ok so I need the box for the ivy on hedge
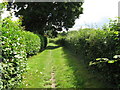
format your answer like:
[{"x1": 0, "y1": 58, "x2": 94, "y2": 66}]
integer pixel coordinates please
[{"x1": 1, "y1": 17, "x2": 47, "y2": 89}]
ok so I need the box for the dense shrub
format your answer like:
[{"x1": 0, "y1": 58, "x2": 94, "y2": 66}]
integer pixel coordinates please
[
  {"x1": 56, "y1": 19, "x2": 120, "y2": 87},
  {"x1": 1, "y1": 17, "x2": 27, "y2": 88},
  {"x1": 0, "y1": 3, "x2": 4, "y2": 89},
  {"x1": 55, "y1": 36, "x2": 66, "y2": 46},
  {"x1": 43, "y1": 36, "x2": 47, "y2": 48},
  {"x1": 0, "y1": 3, "x2": 6, "y2": 15},
  {"x1": 102, "y1": 18, "x2": 120, "y2": 54},
  {"x1": 89, "y1": 55, "x2": 120, "y2": 86},
  {"x1": 22, "y1": 31, "x2": 41, "y2": 56},
  {"x1": 88, "y1": 19, "x2": 120, "y2": 87},
  {"x1": 64, "y1": 29, "x2": 118, "y2": 62},
  {"x1": 1, "y1": 17, "x2": 43, "y2": 89},
  {"x1": 38, "y1": 34, "x2": 47, "y2": 51}
]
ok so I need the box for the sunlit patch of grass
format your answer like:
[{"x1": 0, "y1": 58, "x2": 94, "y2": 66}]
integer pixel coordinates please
[{"x1": 18, "y1": 49, "x2": 53, "y2": 88}]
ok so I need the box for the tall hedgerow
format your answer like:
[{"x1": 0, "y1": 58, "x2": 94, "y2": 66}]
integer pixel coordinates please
[
  {"x1": 1, "y1": 17, "x2": 42, "y2": 89},
  {"x1": 0, "y1": 3, "x2": 5, "y2": 89},
  {"x1": 38, "y1": 34, "x2": 47, "y2": 51},
  {"x1": 64, "y1": 28, "x2": 119, "y2": 62},
  {"x1": 56, "y1": 18, "x2": 120, "y2": 87},
  {"x1": 22, "y1": 31, "x2": 41, "y2": 57},
  {"x1": 1, "y1": 17, "x2": 27, "y2": 88}
]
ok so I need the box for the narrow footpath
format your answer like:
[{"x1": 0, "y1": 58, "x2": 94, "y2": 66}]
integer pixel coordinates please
[{"x1": 19, "y1": 43, "x2": 111, "y2": 88}]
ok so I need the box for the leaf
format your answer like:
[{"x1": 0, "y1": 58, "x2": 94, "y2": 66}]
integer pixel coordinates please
[
  {"x1": 113, "y1": 55, "x2": 120, "y2": 59},
  {"x1": 108, "y1": 60, "x2": 115, "y2": 63},
  {"x1": 96, "y1": 58, "x2": 101, "y2": 61}
]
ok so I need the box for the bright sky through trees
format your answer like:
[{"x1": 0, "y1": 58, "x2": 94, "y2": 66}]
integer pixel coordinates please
[
  {"x1": 1, "y1": 0, "x2": 120, "y2": 30},
  {"x1": 70, "y1": 0, "x2": 120, "y2": 30}
]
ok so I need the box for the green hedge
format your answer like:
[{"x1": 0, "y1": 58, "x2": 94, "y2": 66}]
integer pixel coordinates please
[
  {"x1": 89, "y1": 56, "x2": 120, "y2": 86},
  {"x1": 38, "y1": 34, "x2": 47, "y2": 51},
  {"x1": 64, "y1": 29, "x2": 118, "y2": 62},
  {"x1": 22, "y1": 31, "x2": 41, "y2": 56},
  {"x1": 1, "y1": 17, "x2": 46, "y2": 89},
  {"x1": 43, "y1": 36, "x2": 47, "y2": 48},
  {"x1": 1, "y1": 17, "x2": 27, "y2": 88},
  {"x1": 57, "y1": 27, "x2": 119, "y2": 87}
]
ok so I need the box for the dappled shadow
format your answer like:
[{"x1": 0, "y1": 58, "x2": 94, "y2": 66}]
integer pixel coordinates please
[
  {"x1": 46, "y1": 46, "x2": 61, "y2": 50},
  {"x1": 61, "y1": 47, "x2": 115, "y2": 88}
]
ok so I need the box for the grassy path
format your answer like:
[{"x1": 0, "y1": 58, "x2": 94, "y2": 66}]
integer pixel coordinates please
[{"x1": 19, "y1": 43, "x2": 111, "y2": 88}]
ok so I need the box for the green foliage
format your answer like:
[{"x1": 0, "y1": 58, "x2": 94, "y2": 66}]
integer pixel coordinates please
[
  {"x1": 38, "y1": 34, "x2": 48, "y2": 51},
  {"x1": 22, "y1": 31, "x2": 41, "y2": 56},
  {"x1": 102, "y1": 18, "x2": 120, "y2": 54},
  {"x1": 108, "y1": 18, "x2": 120, "y2": 31},
  {"x1": 89, "y1": 55, "x2": 120, "y2": 86},
  {"x1": 1, "y1": 17, "x2": 44, "y2": 89},
  {"x1": 55, "y1": 18, "x2": 120, "y2": 87},
  {"x1": 55, "y1": 35, "x2": 66, "y2": 46},
  {"x1": 43, "y1": 36, "x2": 48, "y2": 49},
  {"x1": 7, "y1": 2, "x2": 83, "y2": 35},
  {"x1": 102, "y1": 18, "x2": 120, "y2": 31},
  {"x1": 63, "y1": 29, "x2": 118, "y2": 62},
  {"x1": 1, "y1": 17, "x2": 27, "y2": 89},
  {"x1": 45, "y1": 30, "x2": 58, "y2": 38},
  {"x1": 0, "y1": 2, "x2": 7, "y2": 15}
]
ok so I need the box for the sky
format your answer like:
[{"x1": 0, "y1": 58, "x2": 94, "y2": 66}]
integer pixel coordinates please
[{"x1": 69, "y1": 0, "x2": 120, "y2": 30}]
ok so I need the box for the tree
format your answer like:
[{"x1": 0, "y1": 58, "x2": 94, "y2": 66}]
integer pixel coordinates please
[
  {"x1": 0, "y1": 3, "x2": 7, "y2": 19},
  {"x1": 7, "y1": 2, "x2": 83, "y2": 36}
]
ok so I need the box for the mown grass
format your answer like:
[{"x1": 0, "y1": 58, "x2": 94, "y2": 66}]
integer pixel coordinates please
[
  {"x1": 18, "y1": 49, "x2": 53, "y2": 88},
  {"x1": 18, "y1": 43, "x2": 111, "y2": 88},
  {"x1": 61, "y1": 47, "x2": 113, "y2": 88},
  {"x1": 53, "y1": 45, "x2": 111, "y2": 88}
]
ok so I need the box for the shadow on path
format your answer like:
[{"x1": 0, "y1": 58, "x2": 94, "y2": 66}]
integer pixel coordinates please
[
  {"x1": 46, "y1": 46, "x2": 61, "y2": 50},
  {"x1": 62, "y1": 47, "x2": 114, "y2": 88}
]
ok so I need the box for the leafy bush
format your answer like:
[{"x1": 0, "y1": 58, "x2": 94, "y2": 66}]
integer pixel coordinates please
[
  {"x1": 1, "y1": 17, "x2": 27, "y2": 88},
  {"x1": 60, "y1": 29, "x2": 119, "y2": 87},
  {"x1": 0, "y1": 3, "x2": 7, "y2": 15},
  {"x1": 88, "y1": 18, "x2": 120, "y2": 87},
  {"x1": 22, "y1": 31, "x2": 41, "y2": 57},
  {"x1": 49, "y1": 17, "x2": 120, "y2": 87},
  {"x1": 102, "y1": 18, "x2": 120, "y2": 54},
  {"x1": 56, "y1": 18, "x2": 120, "y2": 87},
  {"x1": 64, "y1": 29, "x2": 119, "y2": 62},
  {"x1": 43, "y1": 35, "x2": 47, "y2": 49},
  {"x1": 53, "y1": 32, "x2": 67, "y2": 45},
  {"x1": 89, "y1": 55, "x2": 120, "y2": 87},
  {"x1": 0, "y1": 3, "x2": 4, "y2": 88},
  {"x1": 38, "y1": 34, "x2": 47, "y2": 51},
  {"x1": 1, "y1": 17, "x2": 42, "y2": 89}
]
